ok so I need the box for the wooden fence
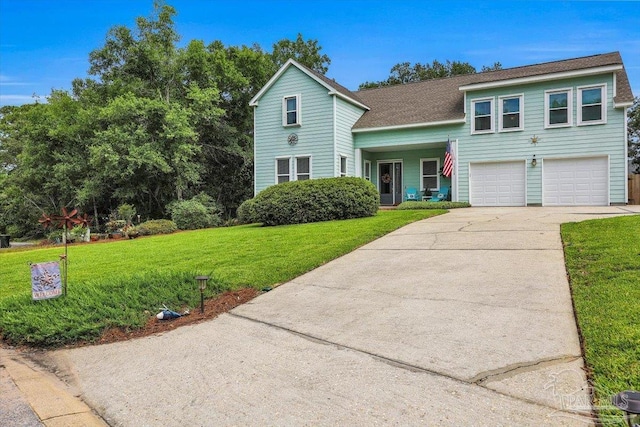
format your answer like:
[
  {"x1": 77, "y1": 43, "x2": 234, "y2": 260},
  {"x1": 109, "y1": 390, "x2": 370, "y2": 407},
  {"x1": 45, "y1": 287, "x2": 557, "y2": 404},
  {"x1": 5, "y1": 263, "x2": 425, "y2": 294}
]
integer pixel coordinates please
[{"x1": 629, "y1": 174, "x2": 640, "y2": 205}]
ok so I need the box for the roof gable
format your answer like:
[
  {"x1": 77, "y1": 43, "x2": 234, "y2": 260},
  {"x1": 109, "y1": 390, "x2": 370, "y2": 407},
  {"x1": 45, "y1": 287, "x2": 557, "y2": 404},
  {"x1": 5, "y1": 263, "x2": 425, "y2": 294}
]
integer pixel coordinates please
[{"x1": 249, "y1": 59, "x2": 368, "y2": 110}]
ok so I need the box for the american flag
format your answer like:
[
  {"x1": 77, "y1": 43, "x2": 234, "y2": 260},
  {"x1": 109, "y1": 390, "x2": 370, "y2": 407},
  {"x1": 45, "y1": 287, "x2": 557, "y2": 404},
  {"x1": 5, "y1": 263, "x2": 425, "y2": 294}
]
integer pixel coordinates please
[{"x1": 442, "y1": 139, "x2": 453, "y2": 177}]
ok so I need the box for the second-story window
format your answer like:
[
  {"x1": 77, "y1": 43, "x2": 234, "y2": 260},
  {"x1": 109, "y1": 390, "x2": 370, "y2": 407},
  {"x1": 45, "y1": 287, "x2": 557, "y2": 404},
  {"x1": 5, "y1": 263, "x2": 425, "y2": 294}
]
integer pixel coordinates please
[
  {"x1": 283, "y1": 95, "x2": 300, "y2": 126},
  {"x1": 472, "y1": 98, "x2": 494, "y2": 134},
  {"x1": 499, "y1": 95, "x2": 523, "y2": 131},
  {"x1": 545, "y1": 89, "x2": 572, "y2": 127},
  {"x1": 578, "y1": 85, "x2": 606, "y2": 125}
]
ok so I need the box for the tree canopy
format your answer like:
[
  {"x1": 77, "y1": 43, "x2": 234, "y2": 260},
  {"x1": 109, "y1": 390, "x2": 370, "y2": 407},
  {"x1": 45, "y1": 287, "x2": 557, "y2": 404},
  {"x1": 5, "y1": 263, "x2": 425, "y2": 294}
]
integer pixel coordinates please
[
  {"x1": 359, "y1": 59, "x2": 502, "y2": 89},
  {"x1": 0, "y1": 2, "x2": 330, "y2": 237}
]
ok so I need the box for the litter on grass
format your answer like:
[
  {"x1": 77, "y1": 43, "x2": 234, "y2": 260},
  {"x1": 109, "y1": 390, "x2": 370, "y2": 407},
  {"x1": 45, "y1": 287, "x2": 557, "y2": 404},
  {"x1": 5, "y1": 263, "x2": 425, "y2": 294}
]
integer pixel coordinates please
[{"x1": 156, "y1": 304, "x2": 190, "y2": 320}]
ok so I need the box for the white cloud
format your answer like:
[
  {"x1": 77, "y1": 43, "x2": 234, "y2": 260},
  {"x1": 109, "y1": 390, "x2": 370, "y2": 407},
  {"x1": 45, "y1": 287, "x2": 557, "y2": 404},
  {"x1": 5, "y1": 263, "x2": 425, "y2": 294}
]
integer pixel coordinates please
[
  {"x1": 0, "y1": 74, "x2": 31, "y2": 85},
  {"x1": 0, "y1": 94, "x2": 44, "y2": 106}
]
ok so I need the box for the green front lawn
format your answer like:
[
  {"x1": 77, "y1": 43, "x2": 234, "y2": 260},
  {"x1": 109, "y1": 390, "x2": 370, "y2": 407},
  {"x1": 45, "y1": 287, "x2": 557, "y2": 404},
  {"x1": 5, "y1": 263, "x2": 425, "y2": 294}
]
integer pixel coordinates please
[
  {"x1": 562, "y1": 215, "x2": 640, "y2": 424},
  {"x1": 0, "y1": 210, "x2": 442, "y2": 346}
]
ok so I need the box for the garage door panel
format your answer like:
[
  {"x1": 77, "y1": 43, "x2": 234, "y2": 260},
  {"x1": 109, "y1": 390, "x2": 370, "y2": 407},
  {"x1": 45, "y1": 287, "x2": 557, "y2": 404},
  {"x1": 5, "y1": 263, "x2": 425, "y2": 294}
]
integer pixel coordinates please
[
  {"x1": 470, "y1": 161, "x2": 526, "y2": 206},
  {"x1": 543, "y1": 157, "x2": 608, "y2": 206}
]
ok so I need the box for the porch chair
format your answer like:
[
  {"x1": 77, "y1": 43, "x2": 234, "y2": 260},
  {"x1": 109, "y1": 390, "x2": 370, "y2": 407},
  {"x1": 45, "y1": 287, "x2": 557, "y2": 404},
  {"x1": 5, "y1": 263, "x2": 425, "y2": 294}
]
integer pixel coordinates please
[
  {"x1": 405, "y1": 187, "x2": 419, "y2": 202},
  {"x1": 429, "y1": 186, "x2": 449, "y2": 202}
]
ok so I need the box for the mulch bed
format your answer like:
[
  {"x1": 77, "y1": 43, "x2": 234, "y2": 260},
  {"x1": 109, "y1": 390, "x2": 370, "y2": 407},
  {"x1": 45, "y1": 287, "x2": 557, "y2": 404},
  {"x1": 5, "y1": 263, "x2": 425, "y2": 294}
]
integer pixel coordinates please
[{"x1": 96, "y1": 288, "x2": 260, "y2": 345}]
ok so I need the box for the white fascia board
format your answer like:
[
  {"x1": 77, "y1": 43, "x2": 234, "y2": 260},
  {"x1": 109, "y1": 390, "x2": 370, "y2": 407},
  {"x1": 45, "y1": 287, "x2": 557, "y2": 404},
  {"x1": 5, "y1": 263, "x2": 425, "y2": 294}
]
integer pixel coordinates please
[
  {"x1": 249, "y1": 59, "x2": 297, "y2": 106},
  {"x1": 458, "y1": 65, "x2": 623, "y2": 92},
  {"x1": 328, "y1": 91, "x2": 370, "y2": 110},
  {"x1": 352, "y1": 118, "x2": 465, "y2": 133},
  {"x1": 614, "y1": 101, "x2": 634, "y2": 108}
]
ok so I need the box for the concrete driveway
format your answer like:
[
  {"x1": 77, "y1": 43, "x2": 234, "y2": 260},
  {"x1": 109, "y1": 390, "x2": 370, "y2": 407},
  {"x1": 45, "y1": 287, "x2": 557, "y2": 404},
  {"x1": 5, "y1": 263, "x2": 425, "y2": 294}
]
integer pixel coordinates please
[{"x1": 43, "y1": 207, "x2": 639, "y2": 426}]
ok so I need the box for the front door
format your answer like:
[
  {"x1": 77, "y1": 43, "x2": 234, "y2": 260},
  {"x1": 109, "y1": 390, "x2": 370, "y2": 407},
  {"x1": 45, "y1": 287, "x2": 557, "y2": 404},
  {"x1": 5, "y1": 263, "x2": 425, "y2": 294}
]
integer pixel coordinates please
[{"x1": 379, "y1": 161, "x2": 403, "y2": 205}]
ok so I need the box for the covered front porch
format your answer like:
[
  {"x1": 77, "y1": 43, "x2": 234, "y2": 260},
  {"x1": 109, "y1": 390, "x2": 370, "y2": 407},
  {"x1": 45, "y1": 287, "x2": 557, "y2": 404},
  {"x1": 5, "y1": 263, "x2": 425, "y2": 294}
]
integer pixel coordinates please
[{"x1": 355, "y1": 141, "x2": 456, "y2": 206}]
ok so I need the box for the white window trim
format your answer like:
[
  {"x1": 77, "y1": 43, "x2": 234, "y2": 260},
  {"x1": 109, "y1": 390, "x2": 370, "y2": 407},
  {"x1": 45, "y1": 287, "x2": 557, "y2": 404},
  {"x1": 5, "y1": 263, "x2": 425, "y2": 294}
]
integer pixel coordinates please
[
  {"x1": 294, "y1": 155, "x2": 312, "y2": 181},
  {"x1": 339, "y1": 154, "x2": 348, "y2": 177},
  {"x1": 420, "y1": 157, "x2": 440, "y2": 192},
  {"x1": 498, "y1": 94, "x2": 524, "y2": 132},
  {"x1": 282, "y1": 94, "x2": 301, "y2": 127},
  {"x1": 577, "y1": 84, "x2": 607, "y2": 126},
  {"x1": 275, "y1": 156, "x2": 292, "y2": 184},
  {"x1": 544, "y1": 88, "x2": 573, "y2": 129},
  {"x1": 471, "y1": 97, "x2": 494, "y2": 135},
  {"x1": 364, "y1": 160, "x2": 371, "y2": 181}
]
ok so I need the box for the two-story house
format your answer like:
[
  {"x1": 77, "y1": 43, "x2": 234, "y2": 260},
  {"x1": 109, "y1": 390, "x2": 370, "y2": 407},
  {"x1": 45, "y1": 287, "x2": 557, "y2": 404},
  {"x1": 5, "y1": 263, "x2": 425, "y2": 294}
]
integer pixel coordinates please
[{"x1": 249, "y1": 52, "x2": 634, "y2": 206}]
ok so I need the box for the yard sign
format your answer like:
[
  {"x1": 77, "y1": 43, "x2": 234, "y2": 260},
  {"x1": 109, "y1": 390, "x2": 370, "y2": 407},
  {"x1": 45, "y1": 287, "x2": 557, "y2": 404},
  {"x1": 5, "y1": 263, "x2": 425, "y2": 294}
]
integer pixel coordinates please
[{"x1": 31, "y1": 261, "x2": 62, "y2": 300}]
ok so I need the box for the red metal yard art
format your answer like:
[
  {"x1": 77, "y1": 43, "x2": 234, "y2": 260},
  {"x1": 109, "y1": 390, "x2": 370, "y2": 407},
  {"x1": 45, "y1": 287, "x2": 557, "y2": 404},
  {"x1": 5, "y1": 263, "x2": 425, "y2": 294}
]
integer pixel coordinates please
[{"x1": 38, "y1": 208, "x2": 91, "y2": 296}]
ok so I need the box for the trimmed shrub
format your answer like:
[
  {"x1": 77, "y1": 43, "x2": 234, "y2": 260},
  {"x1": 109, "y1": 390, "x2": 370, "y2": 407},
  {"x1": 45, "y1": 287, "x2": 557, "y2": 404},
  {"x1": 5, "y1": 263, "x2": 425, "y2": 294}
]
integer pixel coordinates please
[
  {"x1": 168, "y1": 196, "x2": 222, "y2": 230},
  {"x1": 251, "y1": 177, "x2": 379, "y2": 226},
  {"x1": 397, "y1": 201, "x2": 471, "y2": 210},
  {"x1": 237, "y1": 198, "x2": 258, "y2": 224},
  {"x1": 137, "y1": 219, "x2": 178, "y2": 236}
]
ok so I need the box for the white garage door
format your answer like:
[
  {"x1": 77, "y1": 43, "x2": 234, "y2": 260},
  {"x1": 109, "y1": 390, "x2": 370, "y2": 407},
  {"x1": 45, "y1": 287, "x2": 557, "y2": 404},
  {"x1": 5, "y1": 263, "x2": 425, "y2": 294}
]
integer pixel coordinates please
[
  {"x1": 470, "y1": 161, "x2": 526, "y2": 206},
  {"x1": 543, "y1": 157, "x2": 608, "y2": 206}
]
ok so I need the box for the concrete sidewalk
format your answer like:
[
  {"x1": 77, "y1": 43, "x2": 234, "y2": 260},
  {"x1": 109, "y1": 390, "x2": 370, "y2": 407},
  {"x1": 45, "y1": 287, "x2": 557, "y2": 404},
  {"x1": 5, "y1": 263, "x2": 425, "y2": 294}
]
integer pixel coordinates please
[
  {"x1": 40, "y1": 206, "x2": 639, "y2": 426},
  {"x1": 0, "y1": 347, "x2": 107, "y2": 427}
]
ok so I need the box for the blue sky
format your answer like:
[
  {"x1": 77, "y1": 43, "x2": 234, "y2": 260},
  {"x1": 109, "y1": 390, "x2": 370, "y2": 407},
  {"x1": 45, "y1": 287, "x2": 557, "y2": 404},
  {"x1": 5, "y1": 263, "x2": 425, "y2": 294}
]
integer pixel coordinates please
[{"x1": 1, "y1": 0, "x2": 638, "y2": 107}]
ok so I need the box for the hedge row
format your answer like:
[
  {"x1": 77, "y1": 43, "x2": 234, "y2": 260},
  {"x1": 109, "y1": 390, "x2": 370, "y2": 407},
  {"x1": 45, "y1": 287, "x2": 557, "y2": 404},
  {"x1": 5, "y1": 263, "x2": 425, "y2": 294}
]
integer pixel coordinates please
[
  {"x1": 238, "y1": 177, "x2": 379, "y2": 226},
  {"x1": 137, "y1": 219, "x2": 178, "y2": 235},
  {"x1": 396, "y1": 201, "x2": 471, "y2": 210}
]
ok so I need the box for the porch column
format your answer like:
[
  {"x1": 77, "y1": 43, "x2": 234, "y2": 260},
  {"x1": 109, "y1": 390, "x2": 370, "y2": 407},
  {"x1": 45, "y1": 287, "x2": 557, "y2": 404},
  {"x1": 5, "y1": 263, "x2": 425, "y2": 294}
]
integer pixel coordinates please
[
  {"x1": 355, "y1": 148, "x2": 362, "y2": 177},
  {"x1": 452, "y1": 139, "x2": 459, "y2": 202}
]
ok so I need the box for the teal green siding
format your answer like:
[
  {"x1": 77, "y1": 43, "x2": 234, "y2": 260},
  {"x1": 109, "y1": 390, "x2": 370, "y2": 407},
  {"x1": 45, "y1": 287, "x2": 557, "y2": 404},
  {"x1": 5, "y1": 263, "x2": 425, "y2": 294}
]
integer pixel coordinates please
[
  {"x1": 459, "y1": 73, "x2": 626, "y2": 204},
  {"x1": 255, "y1": 67, "x2": 627, "y2": 205},
  {"x1": 355, "y1": 125, "x2": 462, "y2": 150},
  {"x1": 254, "y1": 67, "x2": 334, "y2": 193},
  {"x1": 335, "y1": 98, "x2": 366, "y2": 175},
  {"x1": 363, "y1": 148, "x2": 452, "y2": 198},
  {"x1": 253, "y1": 67, "x2": 366, "y2": 193}
]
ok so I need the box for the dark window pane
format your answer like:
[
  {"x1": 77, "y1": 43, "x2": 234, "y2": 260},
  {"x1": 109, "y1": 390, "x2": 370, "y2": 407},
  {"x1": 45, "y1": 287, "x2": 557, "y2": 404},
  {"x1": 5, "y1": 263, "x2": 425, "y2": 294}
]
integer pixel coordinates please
[
  {"x1": 503, "y1": 113, "x2": 520, "y2": 129},
  {"x1": 423, "y1": 176, "x2": 437, "y2": 190},
  {"x1": 422, "y1": 160, "x2": 437, "y2": 175},
  {"x1": 475, "y1": 116, "x2": 492, "y2": 131},
  {"x1": 340, "y1": 157, "x2": 347, "y2": 174},
  {"x1": 277, "y1": 159, "x2": 289, "y2": 175},
  {"x1": 502, "y1": 98, "x2": 519, "y2": 114},
  {"x1": 286, "y1": 97, "x2": 297, "y2": 111},
  {"x1": 582, "y1": 88, "x2": 601, "y2": 105},
  {"x1": 549, "y1": 109, "x2": 568, "y2": 124},
  {"x1": 296, "y1": 157, "x2": 309, "y2": 174},
  {"x1": 549, "y1": 93, "x2": 567, "y2": 108},
  {"x1": 474, "y1": 101, "x2": 491, "y2": 116},
  {"x1": 277, "y1": 176, "x2": 289, "y2": 184},
  {"x1": 582, "y1": 105, "x2": 602, "y2": 121},
  {"x1": 287, "y1": 111, "x2": 297, "y2": 125},
  {"x1": 297, "y1": 174, "x2": 309, "y2": 181}
]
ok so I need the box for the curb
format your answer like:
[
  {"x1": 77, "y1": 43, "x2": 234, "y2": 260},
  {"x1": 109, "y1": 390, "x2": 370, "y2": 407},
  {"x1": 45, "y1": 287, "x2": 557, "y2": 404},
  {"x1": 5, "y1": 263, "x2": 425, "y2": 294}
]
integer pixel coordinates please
[{"x1": 0, "y1": 348, "x2": 108, "y2": 426}]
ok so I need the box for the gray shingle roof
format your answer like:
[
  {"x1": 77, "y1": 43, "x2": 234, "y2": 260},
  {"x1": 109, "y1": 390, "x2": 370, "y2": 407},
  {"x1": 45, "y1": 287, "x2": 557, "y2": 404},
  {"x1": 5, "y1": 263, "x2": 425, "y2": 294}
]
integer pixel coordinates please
[
  {"x1": 351, "y1": 52, "x2": 633, "y2": 130},
  {"x1": 299, "y1": 63, "x2": 367, "y2": 107}
]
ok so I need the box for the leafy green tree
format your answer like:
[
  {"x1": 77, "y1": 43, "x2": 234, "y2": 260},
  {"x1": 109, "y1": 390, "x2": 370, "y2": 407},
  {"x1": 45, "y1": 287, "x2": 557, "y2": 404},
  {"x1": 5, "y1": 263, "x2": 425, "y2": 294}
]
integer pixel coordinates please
[
  {"x1": 271, "y1": 33, "x2": 331, "y2": 74},
  {"x1": 481, "y1": 62, "x2": 503, "y2": 72},
  {"x1": 84, "y1": 1, "x2": 181, "y2": 102},
  {"x1": 0, "y1": 93, "x2": 94, "y2": 236},
  {"x1": 0, "y1": 3, "x2": 333, "y2": 236},
  {"x1": 359, "y1": 59, "x2": 503, "y2": 89},
  {"x1": 628, "y1": 97, "x2": 640, "y2": 173}
]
